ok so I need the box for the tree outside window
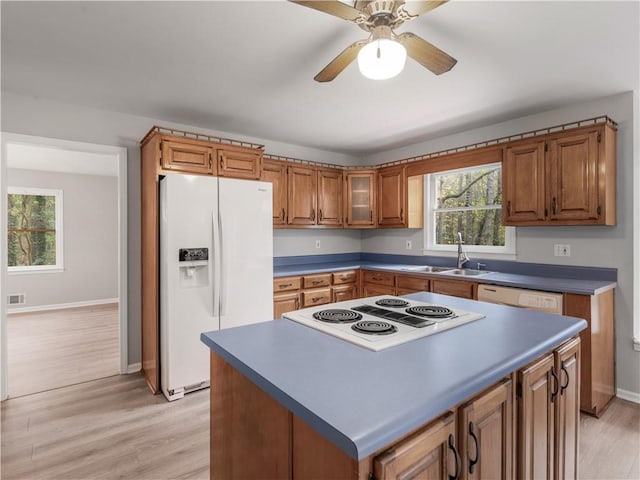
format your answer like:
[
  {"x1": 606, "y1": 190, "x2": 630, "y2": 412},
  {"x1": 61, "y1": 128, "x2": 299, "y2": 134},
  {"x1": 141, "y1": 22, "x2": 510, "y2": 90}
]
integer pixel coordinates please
[
  {"x1": 7, "y1": 187, "x2": 63, "y2": 271},
  {"x1": 425, "y1": 163, "x2": 515, "y2": 254}
]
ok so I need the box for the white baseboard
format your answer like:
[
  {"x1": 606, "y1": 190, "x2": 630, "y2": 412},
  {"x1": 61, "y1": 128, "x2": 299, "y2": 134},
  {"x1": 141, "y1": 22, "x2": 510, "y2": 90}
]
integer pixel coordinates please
[
  {"x1": 126, "y1": 362, "x2": 141, "y2": 374},
  {"x1": 7, "y1": 298, "x2": 119, "y2": 314},
  {"x1": 617, "y1": 388, "x2": 640, "y2": 404}
]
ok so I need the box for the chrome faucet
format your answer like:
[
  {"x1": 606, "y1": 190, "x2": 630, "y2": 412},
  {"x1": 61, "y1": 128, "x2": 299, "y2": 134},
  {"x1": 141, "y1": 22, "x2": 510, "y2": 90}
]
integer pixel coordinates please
[{"x1": 457, "y1": 232, "x2": 470, "y2": 269}]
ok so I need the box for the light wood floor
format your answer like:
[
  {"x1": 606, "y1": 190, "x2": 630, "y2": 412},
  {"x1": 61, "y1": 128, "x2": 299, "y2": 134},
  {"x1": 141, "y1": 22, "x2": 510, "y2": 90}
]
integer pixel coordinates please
[
  {"x1": 7, "y1": 304, "x2": 120, "y2": 398},
  {"x1": 1, "y1": 374, "x2": 638, "y2": 480}
]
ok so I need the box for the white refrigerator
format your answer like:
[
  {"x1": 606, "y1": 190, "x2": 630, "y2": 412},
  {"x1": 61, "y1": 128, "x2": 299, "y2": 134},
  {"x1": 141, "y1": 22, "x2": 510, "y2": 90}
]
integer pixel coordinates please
[{"x1": 160, "y1": 173, "x2": 273, "y2": 401}]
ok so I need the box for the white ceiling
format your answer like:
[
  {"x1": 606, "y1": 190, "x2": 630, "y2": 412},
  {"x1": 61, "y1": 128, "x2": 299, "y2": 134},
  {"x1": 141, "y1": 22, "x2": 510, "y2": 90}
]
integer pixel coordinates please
[{"x1": 1, "y1": 1, "x2": 638, "y2": 156}]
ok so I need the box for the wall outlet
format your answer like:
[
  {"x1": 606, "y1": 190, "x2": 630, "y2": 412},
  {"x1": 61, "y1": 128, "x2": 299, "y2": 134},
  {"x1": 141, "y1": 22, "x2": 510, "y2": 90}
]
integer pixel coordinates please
[
  {"x1": 406, "y1": 240, "x2": 412, "y2": 250},
  {"x1": 315, "y1": 240, "x2": 321, "y2": 249},
  {"x1": 554, "y1": 244, "x2": 571, "y2": 257}
]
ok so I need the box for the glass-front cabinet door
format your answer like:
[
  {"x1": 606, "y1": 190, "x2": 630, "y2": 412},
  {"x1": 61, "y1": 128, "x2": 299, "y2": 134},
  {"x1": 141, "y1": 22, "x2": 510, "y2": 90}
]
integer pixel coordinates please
[{"x1": 344, "y1": 170, "x2": 376, "y2": 227}]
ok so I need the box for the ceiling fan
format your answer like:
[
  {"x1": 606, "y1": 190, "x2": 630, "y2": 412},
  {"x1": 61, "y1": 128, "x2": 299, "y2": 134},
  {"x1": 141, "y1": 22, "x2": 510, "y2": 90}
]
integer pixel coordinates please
[{"x1": 290, "y1": 0, "x2": 457, "y2": 82}]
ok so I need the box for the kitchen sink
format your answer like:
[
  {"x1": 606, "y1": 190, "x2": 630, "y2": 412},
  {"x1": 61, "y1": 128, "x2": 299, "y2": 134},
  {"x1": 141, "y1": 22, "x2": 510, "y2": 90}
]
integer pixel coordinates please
[
  {"x1": 402, "y1": 265, "x2": 455, "y2": 273},
  {"x1": 442, "y1": 269, "x2": 492, "y2": 277}
]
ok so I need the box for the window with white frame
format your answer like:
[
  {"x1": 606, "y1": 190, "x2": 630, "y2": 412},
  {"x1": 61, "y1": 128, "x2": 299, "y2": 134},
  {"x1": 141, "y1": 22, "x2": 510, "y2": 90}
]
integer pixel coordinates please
[
  {"x1": 7, "y1": 187, "x2": 64, "y2": 272},
  {"x1": 425, "y1": 163, "x2": 515, "y2": 255}
]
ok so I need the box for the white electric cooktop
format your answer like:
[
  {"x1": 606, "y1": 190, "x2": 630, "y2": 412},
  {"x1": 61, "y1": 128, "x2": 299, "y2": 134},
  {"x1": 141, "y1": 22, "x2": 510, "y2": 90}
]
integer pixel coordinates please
[{"x1": 283, "y1": 295, "x2": 485, "y2": 351}]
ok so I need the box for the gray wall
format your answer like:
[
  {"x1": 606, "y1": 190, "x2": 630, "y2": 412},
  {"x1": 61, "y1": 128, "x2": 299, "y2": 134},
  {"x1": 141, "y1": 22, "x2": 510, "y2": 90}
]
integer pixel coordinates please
[
  {"x1": 273, "y1": 229, "x2": 361, "y2": 257},
  {"x1": 7, "y1": 168, "x2": 118, "y2": 309},
  {"x1": 363, "y1": 92, "x2": 639, "y2": 397},
  {"x1": 0, "y1": 91, "x2": 363, "y2": 366}
]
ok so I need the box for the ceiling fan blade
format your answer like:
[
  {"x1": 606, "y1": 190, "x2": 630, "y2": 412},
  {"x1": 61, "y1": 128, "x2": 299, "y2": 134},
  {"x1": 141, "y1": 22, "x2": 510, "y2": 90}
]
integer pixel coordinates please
[
  {"x1": 399, "y1": 1, "x2": 449, "y2": 18},
  {"x1": 289, "y1": 1, "x2": 365, "y2": 22},
  {"x1": 314, "y1": 40, "x2": 368, "y2": 82},
  {"x1": 397, "y1": 32, "x2": 457, "y2": 75}
]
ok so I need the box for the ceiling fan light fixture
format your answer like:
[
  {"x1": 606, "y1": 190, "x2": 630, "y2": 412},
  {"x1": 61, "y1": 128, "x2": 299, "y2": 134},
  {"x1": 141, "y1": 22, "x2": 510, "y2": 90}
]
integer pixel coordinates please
[{"x1": 357, "y1": 38, "x2": 407, "y2": 80}]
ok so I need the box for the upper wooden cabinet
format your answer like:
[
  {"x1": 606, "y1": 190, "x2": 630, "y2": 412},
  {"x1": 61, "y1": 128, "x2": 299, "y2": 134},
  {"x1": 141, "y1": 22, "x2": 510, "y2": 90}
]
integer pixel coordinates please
[
  {"x1": 262, "y1": 159, "x2": 288, "y2": 226},
  {"x1": 503, "y1": 123, "x2": 616, "y2": 226},
  {"x1": 288, "y1": 165, "x2": 317, "y2": 226},
  {"x1": 217, "y1": 145, "x2": 262, "y2": 180},
  {"x1": 344, "y1": 170, "x2": 376, "y2": 227},
  {"x1": 317, "y1": 168, "x2": 343, "y2": 226},
  {"x1": 287, "y1": 165, "x2": 343, "y2": 227},
  {"x1": 160, "y1": 138, "x2": 215, "y2": 175},
  {"x1": 503, "y1": 140, "x2": 546, "y2": 223},
  {"x1": 377, "y1": 165, "x2": 407, "y2": 227}
]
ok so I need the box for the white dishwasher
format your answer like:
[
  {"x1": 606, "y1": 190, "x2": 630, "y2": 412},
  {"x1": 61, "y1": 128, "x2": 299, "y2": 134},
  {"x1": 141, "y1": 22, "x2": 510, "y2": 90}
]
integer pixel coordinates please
[{"x1": 477, "y1": 284, "x2": 563, "y2": 314}]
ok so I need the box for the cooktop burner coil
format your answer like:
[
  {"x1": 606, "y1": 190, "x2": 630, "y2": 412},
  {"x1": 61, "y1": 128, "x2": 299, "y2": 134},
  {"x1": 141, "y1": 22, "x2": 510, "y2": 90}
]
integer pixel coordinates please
[
  {"x1": 351, "y1": 320, "x2": 398, "y2": 335},
  {"x1": 374, "y1": 298, "x2": 410, "y2": 308},
  {"x1": 405, "y1": 305, "x2": 454, "y2": 318},
  {"x1": 312, "y1": 309, "x2": 362, "y2": 323}
]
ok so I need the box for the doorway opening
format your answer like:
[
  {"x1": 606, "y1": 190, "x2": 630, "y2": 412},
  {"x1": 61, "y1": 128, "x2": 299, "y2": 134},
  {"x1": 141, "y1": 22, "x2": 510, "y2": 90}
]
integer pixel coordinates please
[{"x1": 1, "y1": 134, "x2": 127, "y2": 399}]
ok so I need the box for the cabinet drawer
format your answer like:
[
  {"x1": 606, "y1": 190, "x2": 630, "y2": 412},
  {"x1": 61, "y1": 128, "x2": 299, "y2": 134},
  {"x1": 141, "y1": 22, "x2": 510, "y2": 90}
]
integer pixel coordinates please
[
  {"x1": 363, "y1": 271, "x2": 395, "y2": 287},
  {"x1": 431, "y1": 279, "x2": 476, "y2": 299},
  {"x1": 396, "y1": 275, "x2": 430, "y2": 292},
  {"x1": 273, "y1": 276, "x2": 301, "y2": 292},
  {"x1": 363, "y1": 284, "x2": 396, "y2": 297},
  {"x1": 302, "y1": 288, "x2": 332, "y2": 307},
  {"x1": 333, "y1": 284, "x2": 358, "y2": 302},
  {"x1": 303, "y1": 274, "x2": 332, "y2": 289},
  {"x1": 332, "y1": 270, "x2": 357, "y2": 285}
]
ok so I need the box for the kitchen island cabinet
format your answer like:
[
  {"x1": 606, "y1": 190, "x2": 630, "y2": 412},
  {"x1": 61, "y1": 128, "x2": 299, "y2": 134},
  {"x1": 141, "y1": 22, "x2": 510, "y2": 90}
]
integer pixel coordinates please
[{"x1": 202, "y1": 292, "x2": 586, "y2": 480}]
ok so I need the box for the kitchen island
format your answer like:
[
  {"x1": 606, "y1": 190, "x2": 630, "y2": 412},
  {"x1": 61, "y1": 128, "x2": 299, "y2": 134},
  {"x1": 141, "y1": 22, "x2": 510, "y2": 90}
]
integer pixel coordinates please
[{"x1": 201, "y1": 292, "x2": 587, "y2": 479}]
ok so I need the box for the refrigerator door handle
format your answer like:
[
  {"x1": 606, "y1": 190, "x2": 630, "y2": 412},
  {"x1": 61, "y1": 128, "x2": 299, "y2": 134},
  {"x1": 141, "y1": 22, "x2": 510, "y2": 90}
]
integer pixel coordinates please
[
  {"x1": 218, "y1": 209, "x2": 224, "y2": 317},
  {"x1": 212, "y1": 212, "x2": 222, "y2": 319}
]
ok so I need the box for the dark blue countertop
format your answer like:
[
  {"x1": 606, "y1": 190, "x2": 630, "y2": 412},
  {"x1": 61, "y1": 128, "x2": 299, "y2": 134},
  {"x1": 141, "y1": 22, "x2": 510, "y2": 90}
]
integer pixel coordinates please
[
  {"x1": 201, "y1": 292, "x2": 587, "y2": 460},
  {"x1": 274, "y1": 260, "x2": 616, "y2": 295}
]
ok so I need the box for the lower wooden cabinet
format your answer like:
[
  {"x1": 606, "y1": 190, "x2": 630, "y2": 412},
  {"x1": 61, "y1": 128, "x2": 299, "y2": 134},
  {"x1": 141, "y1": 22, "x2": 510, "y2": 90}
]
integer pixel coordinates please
[
  {"x1": 373, "y1": 412, "x2": 458, "y2": 480},
  {"x1": 517, "y1": 337, "x2": 580, "y2": 480},
  {"x1": 363, "y1": 283, "x2": 396, "y2": 297},
  {"x1": 333, "y1": 284, "x2": 358, "y2": 302},
  {"x1": 458, "y1": 378, "x2": 513, "y2": 480},
  {"x1": 431, "y1": 279, "x2": 477, "y2": 299},
  {"x1": 273, "y1": 292, "x2": 299, "y2": 319},
  {"x1": 211, "y1": 337, "x2": 580, "y2": 480}
]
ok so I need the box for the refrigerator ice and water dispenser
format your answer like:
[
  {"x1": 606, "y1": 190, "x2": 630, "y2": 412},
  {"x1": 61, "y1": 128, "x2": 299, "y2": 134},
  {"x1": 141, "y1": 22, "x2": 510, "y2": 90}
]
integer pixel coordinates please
[{"x1": 178, "y1": 248, "x2": 209, "y2": 288}]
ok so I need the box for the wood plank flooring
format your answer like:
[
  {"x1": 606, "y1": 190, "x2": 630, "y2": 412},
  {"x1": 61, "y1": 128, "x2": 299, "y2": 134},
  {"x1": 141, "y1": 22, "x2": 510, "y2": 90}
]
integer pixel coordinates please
[
  {"x1": 7, "y1": 304, "x2": 120, "y2": 398},
  {"x1": 1, "y1": 373, "x2": 638, "y2": 480}
]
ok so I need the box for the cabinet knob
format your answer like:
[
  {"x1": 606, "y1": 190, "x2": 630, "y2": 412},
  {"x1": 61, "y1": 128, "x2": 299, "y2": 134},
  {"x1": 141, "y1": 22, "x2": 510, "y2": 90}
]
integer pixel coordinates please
[
  {"x1": 560, "y1": 361, "x2": 570, "y2": 395},
  {"x1": 448, "y1": 434, "x2": 461, "y2": 480},
  {"x1": 468, "y1": 422, "x2": 479, "y2": 474},
  {"x1": 550, "y1": 366, "x2": 559, "y2": 403}
]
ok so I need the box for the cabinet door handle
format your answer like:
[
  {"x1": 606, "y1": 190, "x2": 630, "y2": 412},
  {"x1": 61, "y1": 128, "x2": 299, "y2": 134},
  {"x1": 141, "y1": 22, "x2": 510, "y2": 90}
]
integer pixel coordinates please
[
  {"x1": 220, "y1": 156, "x2": 224, "y2": 169},
  {"x1": 311, "y1": 280, "x2": 323, "y2": 285},
  {"x1": 400, "y1": 208, "x2": 404, "y2": 220},
  {"x1": 311, "y1": 208, "x2": 315, "y2": 221},
  {"x1": 507, "y1": 200, "x2": 511, "y2": 216},
  {"x1": 281, "y1": 208, "x2": 285, "y2": 221},
  {"x1": 295, "y1": 297, "x2": 299, "y2": 309},
  {"x1": 372, "y1": 276, "x2": 384, "y2": 281},
  {"x1": 319, "y1": 209, "x2": 323, "y2": 221},
  {"x1": 370, "y1": 209, "x2": 373, "y2": 222},
  {"x1": 550, "y1": 366, "x2": 559, "y2": 403},
  {"x1": 448, "y1": 434, "x2": 461, "y2": 480},
  {"x1": 468, "y1": 422, "x2": 479, "y2": 474},
  {"x1": 312, "y1": 296, "x2": 324, "y2": 302},
  {"x1": 552, "y1": 197, "x2": 557, "y2": 215},
  {"x1": 560, "y1": 361, "x2": 570, "y2": 395},
  {"x1": 278, "y1": 283, "x2": 292, "y2": 288}
]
